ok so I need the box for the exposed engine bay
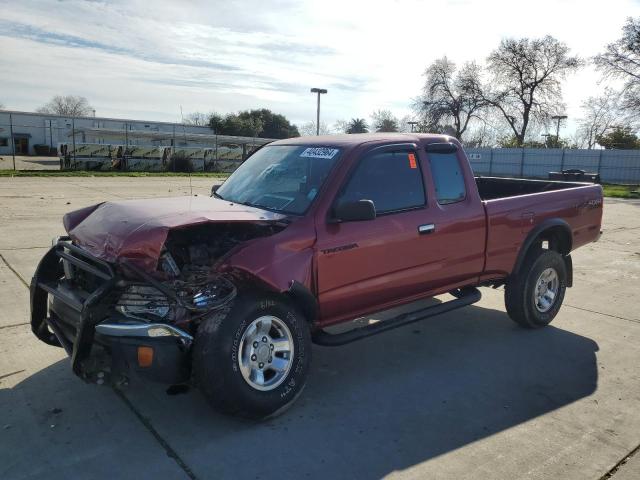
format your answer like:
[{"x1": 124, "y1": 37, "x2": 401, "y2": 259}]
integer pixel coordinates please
[{"x1": 114, "y1": 222, "x2": 284, "y2": 326}]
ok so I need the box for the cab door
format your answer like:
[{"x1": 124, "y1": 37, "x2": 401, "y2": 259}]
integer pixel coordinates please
[
  {"x1": 315, "y1": 144, "x2": 431, "y2": 323},
  {"x1": 314, "y1": 143, "x2": 486, "y2": 326}
]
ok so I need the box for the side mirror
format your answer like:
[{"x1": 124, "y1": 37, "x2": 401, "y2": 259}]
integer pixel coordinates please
[
  {"x1": 333, "y1": 199, "x2": 376, "y2": 222},
  {"x1": 211, "y1": 184, "x2": 220, "y2": 197}
]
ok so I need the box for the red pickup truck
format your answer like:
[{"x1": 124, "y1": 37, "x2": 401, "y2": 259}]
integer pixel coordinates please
[{"x1": 31, "y1": 134, "x2": 603, "y2": 418}]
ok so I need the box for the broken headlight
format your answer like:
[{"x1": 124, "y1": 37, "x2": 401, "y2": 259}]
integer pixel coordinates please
[{"x1": 116, "y1": 285, "x2": 171, "y2": 321}]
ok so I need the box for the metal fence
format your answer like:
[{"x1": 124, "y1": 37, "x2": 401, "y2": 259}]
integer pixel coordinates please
[
  {"x1": 0, "y1": 112, "x2": 272, "y2": 172},
  {"x1": 466, "y1": 148, "x2": 640, "y2": 184},
  {"x1": 2, "y1": 111, "x2": 640, "y2": 182}
]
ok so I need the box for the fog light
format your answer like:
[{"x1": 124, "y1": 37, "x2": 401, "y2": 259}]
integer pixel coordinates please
[{"x1": 137, "y1": 346, "x2": 154, "y2": 368}]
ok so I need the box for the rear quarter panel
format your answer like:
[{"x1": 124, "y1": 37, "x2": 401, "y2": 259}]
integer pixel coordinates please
[{"x1": 482, "y1": 184, "x2": 603, "y2": 279}]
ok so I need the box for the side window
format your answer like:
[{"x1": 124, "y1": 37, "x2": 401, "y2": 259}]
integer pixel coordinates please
[
  {"x1": 337, "y1": 150, "x2": 425, "y2": 214},
  {"x1": 427, "y1": 152, "x2": 466, "y2": 204}
]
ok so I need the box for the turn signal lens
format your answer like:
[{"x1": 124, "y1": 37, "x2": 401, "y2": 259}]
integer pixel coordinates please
[{"x1": 137, "y1": 346, "x2": 154, "y2": 368}]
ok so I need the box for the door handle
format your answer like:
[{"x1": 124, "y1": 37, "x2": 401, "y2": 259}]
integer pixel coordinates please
[{"x1": 418, "y1": 223, "x2": 436, "y2": 234}]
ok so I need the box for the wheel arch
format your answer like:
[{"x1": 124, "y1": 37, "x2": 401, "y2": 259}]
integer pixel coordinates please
[
  {"x1": 512, "y1": 219, "x2": 573, "y2": 287},
  {"x1": 286, "y1": 280, "x2": 319, "y2": 325}
]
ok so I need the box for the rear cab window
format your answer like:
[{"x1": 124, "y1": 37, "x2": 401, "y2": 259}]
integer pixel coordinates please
[
  {"x1": 337, "y1": 149, "x2": 425, "y2": 214},
  {"x1": 426, "y1": 151, "x2": 466, "y2": 204}
]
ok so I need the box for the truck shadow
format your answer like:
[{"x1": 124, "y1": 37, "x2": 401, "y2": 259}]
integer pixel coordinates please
[{"x1": 4, "y1": 303, "x2": 599, "y2": 479}]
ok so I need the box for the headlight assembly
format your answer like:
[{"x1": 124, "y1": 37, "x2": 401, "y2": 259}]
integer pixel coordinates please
[{"x1": 115, "y1": 285, "x2": 171, "y2": 321}]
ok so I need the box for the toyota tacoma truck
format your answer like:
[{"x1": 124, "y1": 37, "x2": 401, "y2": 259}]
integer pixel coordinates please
[{"x1": 30, "y1": 134, "x2": 603, "y2": 418}]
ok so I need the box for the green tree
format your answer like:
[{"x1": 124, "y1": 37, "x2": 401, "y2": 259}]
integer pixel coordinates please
[
  {"x1": 371, "y1": 110, "x2": 399, "y2": 132},
  {"x1": 596, "y1": 127, "x2": 640, "y2": 149},
  {"x1": 497, "y1": 133, "x2": 573, "y2": 148},
  {"x1": 346, "y1": 118, "x2": 368, "y2": 133},
  {"x1": 209, "y1": 112, "x2": 225, "y2": 133},
  {"x1": 208, "y1": 109, "x2": 299, "y2": 139}
]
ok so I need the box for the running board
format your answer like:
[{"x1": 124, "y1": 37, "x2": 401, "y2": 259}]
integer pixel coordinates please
[{"x1": 312, "y1": 287, "x2": 481, "y2": 346}]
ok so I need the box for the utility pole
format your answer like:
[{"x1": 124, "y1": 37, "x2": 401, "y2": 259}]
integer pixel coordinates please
[
  {"x1": 310, "y1": 88, "x2": 327, "y2": 135},
  {"x1": 71, "y1": 117, "x2": 76, "y2": 168},
  {"x1": 9, "y1": 113, "x2": 15, "y2": 170},
  {"x1": 541, "y1": 133, "x2": 551, "y2": 148},
  {"x1": 551, "y1": 115, "x2": 567, "y2": 147}
]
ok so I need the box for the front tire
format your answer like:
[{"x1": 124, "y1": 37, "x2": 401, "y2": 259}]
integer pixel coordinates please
[
  {"x1": 193, "y1": 291, "x2": 311, "y2": 419},
  {"x1": 505, "y1": 249, "x2": 567, "y2": 328}
]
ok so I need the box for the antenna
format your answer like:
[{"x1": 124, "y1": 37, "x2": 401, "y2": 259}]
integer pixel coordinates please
[{"x1": 179, "y1": 105, "x2": 193, "y2": 196}]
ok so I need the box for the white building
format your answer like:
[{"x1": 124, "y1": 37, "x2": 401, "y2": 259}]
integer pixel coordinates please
[{"x1": 0, "y1": 110, "x2": 265, "y2": 156}]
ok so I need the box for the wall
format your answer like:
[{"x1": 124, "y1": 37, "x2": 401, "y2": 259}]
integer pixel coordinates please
[{"x1": 0, "y1": 110, "x2": 212, "y2": 155}]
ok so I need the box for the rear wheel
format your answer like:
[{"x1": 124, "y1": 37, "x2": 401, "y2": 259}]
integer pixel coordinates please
[
  {"x1": 193, "y1": 292, "x2": 311, "y2": 419},
  {"x1": 505, "y1": 249, "x2": 567, "y2": 328}
]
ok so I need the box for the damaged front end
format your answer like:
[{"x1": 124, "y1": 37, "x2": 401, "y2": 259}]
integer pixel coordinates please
[{"x1": 30, "y1": 221, "x2": 280, "y2": 386}]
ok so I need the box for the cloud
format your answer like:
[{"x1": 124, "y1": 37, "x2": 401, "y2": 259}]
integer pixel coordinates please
[{"x1": 1, "y1": 0, "x2": 639, "y2": 131}]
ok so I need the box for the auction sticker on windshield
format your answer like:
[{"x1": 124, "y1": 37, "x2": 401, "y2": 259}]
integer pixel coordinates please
[{"x1": 300, "y1": 147, "x2": 339, "y2": 159}]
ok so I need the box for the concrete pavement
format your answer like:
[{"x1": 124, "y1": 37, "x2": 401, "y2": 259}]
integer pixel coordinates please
[{"x1": 0, "y1": 177, "x2": 639, "y2": 479}]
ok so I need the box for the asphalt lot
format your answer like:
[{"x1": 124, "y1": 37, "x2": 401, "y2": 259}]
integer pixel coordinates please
[{"x1": 0, "y1": 176, "x2": 639, "y2": 480}]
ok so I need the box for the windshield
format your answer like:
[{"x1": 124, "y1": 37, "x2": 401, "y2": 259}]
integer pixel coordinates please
[{"x1": 216, "y1": 145, "x2": 342, "y2": 215}]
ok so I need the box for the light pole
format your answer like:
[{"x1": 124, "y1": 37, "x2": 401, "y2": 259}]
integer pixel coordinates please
[
  {"x1": 310, "y1": 88, "x2": 327, "y2": 135},
  {"x1": 551, "y1": 115, "x2": 567, "y2": 147}
]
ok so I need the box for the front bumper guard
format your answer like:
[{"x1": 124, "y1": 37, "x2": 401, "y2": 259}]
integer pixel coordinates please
[{"x1": 30, "y1": 238, "x2": 191, "y2": 383}]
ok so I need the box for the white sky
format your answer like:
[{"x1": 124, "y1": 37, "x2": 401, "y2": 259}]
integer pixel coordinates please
[{"x1": 1, "y1": 0, "x2": 638, "y2": 134}]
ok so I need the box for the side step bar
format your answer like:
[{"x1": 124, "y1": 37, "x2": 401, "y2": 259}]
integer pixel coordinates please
[{"x1": 312, "y1": 287, "x2": 481, "y2": 346}]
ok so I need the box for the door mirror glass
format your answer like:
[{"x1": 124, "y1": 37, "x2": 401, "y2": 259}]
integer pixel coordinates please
[{"x1": 333, "y1": 199, "x2": 376, "y2": 222}]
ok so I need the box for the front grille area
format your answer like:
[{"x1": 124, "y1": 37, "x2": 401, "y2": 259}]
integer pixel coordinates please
[{"x1": 57, "y1": 241, "x2": 115, "y2": 293}]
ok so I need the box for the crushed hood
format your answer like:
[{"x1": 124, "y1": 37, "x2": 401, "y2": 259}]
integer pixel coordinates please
[{"x1": 64, "y1": 196, "x2": 286, "y2": 270}]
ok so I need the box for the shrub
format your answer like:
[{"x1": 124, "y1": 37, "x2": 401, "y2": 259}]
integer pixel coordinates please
[{"x1": 166, "y1": 153, "x2": 193, "y2": 172}]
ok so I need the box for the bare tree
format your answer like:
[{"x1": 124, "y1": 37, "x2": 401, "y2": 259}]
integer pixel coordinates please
[
  {"x1": 183, "y1": 112, "x2": 211, "y2": 126},
  {"x1": 300, "y1": 120, "x2": 331, "y2": 136},
  {"x1": 416, "y1": 57, "x2": 487, "y2": 139},
  {"x1": 594, "y1": 17, "x2": 640, "y2": 117},
  {"x1": 371, "y1": 110, "x2": 399, "y2": 132},
  {"x1": 36, "y1": 95, "x2": 94, "y2": 116},
  {"x1": 576, "y1": 89, "x2": 621, "y2": 149},
  {"x1": 485, "y1": 36, "x2": 582, "y2": 146}
]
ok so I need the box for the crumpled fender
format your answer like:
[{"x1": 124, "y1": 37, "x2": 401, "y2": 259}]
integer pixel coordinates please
[{"x1": 220, "y1": 220, "x2": 316, "y2": 294}]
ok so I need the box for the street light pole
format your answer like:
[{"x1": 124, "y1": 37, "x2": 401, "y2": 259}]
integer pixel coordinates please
[{"x1": 310, "y1": 88, "x2": 327, "y2": 135}]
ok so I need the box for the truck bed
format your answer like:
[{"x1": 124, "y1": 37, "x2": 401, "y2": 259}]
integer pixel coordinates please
[
  {"x1": 475, "y1": 176, "x2": 591, "y2": 201},
  {"x1": 477, "y1": 176, "x2": 603, "y2": 281}
]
